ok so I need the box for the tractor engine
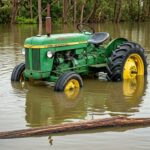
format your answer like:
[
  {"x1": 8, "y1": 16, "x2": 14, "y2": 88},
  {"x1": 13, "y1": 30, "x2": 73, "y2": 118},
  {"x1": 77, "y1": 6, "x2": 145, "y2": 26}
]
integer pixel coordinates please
[{"x1": 53, "y1": 48, "x2": 98, "y2": 75}]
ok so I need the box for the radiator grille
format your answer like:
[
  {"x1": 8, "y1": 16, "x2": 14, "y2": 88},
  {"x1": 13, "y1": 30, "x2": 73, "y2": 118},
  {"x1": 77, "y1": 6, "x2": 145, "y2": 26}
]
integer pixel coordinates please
[
  {"x1": 25, "y1": 48, "x2": 41, "y2": 70},
  {"x1": 32, "y1": 49, "x2": 41, "y2": 70}
]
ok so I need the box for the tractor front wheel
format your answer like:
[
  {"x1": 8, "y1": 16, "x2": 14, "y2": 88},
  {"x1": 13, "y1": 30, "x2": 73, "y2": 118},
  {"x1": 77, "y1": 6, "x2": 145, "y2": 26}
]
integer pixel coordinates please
[
  {"x1": 107, "y1": 42, "x2": 147, "y2": 81},
  {"x1": 54, "y1": 71, "x2": 83, "y2": 98},
  {"x1": 11, "y1": 63, "x2": 25, "y2": 82}
]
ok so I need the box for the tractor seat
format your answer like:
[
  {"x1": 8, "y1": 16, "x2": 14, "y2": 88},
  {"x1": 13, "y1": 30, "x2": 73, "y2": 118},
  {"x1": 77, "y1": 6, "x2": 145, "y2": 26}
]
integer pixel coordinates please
[{"x1": 88, "y1": 32, "x2": 110, "y2": 46}]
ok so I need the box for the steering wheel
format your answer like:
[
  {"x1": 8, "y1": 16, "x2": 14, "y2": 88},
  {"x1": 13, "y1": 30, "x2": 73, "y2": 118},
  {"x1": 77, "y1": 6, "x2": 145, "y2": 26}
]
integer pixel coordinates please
[{"x1": 77, "y1": 23, "x2": 95, "y2": 34}]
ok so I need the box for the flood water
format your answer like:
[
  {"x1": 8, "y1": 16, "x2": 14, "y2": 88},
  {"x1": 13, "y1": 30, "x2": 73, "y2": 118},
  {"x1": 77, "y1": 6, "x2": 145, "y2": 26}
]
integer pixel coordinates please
[{"x1": 0, "y1": 22, "x2": 150, "y2": 150}]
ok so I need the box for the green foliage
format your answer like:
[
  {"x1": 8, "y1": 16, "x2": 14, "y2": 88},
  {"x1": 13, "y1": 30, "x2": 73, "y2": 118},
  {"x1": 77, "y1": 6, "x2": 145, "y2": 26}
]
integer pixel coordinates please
[
  {"x1": 121, "y1": 0, "x2": 140, "y2": 21},
  {"x1": 51, "y1": 3, "x2": 62, "y2": 22},
  {"x1": 0, "y1": 5, "x2": 11, "y2": 23},
  {"x1": 16, "y1": 17, "x2": 37, "y2": 24},
  {"x1": 97, "y1": 0, "x2": 115, "y2": 22},
  {"x1": 0, "y1": 0, "x2": 149, "y2": 24}
]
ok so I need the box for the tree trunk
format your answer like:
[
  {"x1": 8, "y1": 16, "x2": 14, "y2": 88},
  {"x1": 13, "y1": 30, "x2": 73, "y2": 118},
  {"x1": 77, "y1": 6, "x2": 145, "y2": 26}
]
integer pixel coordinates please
[
  {"x1": 0, "y1": 0, "x2": 2, "y2": 6},
  {"x1": 73, "y1": 0, "x2": 77, "y2": 24},
  {"x1": 142, "y1": 0, "x2": 150, "y2": 20},
  {"x1": 1, "y1": 116, "x2": 150, "y2": 139},
  {"x1": 62, "y1": 0, "x2": 68, "y2": 24},
  {"x1": 84, "y1": 0, "x2": 97, "y2": 23},
  {"x1": 146, "y1": 0, "x2": 150, "y2": 18},
  {"x1": 149, "y1": 0, "x2": 150, "y2": 16},
  {"x1": 11, "y1": 0, "x2": 20, "y2": 24},
  {"x1": 114, "y1": 0, "x2": 122, "y2": 23},
  {"x1": 29, "y1": 0, "x2": 33, "y2": 19},
  {"x1": 38, "y1": 0, "x2": 42, "y2": 35},
  {"x1": 80, "y1": 0, "x2": 87, "y2": 24},
  {"x1": 128, "y1": 0, "x2": 133, "y2": 20},
  {"x1": 137, "y1": 0, "x2": 141, "y2": 21}
]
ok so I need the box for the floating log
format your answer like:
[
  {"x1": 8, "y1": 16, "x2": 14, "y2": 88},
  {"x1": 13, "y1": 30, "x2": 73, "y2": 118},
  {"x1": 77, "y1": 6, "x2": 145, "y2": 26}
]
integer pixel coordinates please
[{"x1": 0, "y1": 116, "x2": 150, "y2": 139}]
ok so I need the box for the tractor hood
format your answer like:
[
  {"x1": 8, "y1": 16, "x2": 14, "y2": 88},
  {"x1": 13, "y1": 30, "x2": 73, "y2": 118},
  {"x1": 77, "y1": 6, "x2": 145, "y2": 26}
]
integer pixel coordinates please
[{"x1": 24, "y1": 33, "x2": 90, "y2": 49}]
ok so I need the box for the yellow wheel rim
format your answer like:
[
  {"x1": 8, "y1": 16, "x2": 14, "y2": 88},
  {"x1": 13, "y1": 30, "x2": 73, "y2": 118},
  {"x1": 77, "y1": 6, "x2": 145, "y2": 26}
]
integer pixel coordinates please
[
  {"x1": 64, "y1": 79, "x2": 80, "y2": 99},
  {"x1": 65, "y1": 79, "x2": 80, "y2": 91},
  {"x1": 123, "y1": 54, "x2": 144, "y2": 79}
]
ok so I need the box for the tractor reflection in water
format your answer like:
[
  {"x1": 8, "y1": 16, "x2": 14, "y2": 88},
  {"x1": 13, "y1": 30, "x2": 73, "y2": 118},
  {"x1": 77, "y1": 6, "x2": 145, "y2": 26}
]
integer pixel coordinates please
[{"x1": 11, "y1": 76, "x2": 147, "y2": 127}]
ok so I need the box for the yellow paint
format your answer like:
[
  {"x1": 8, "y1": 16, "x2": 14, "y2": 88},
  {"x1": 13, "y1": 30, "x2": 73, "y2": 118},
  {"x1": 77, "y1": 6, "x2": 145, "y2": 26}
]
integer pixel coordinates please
[
  {"x1": 123, "y1": 79, "x2": 137, "y2": 97},
  {"x1": 24, "y1": 41, "x2": 87, "y2": 49},
  {"x1": 64, "y1": 88, "x2": 80, "y2": 100},
  {"x1": 64, "y1": 79, "x2": 80, "y2": 99},
  {"x1": 65, "y1": 79, "x2": 80, "y2": 91},
  {"x1": 123, "y1": 77, "x2": 144, "y2": 104},
  {"x1": 123, "y1": 53, "x2": 144, "y2": 79}
]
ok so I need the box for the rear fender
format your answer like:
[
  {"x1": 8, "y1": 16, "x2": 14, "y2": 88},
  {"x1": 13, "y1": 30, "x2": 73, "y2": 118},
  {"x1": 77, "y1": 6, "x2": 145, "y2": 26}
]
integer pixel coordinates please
[{"x1": 105, "y1": 38, "x2": 128, "y2": 58}]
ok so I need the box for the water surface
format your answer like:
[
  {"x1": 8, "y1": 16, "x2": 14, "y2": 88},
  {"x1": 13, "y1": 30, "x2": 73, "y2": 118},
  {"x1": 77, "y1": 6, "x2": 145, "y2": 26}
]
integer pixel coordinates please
[{"x1": 0, "y1": 22, "x2": 150, "y2": 150}]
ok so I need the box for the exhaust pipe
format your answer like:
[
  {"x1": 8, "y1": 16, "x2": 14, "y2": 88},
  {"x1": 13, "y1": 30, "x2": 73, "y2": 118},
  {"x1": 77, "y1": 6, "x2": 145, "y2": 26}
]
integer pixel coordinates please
[{"x1": 46, "y1": 3, "x2": 51, "y2": 36}]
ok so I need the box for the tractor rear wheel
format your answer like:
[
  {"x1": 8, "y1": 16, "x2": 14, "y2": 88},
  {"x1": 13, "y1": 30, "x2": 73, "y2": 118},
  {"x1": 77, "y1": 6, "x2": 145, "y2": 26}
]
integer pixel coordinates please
[
  {"x1": 54, "y1": 71, "x2": 83, "y2": 97},
  {"x1": 106, "y1": 42, "x2": 147, "y2": 81},
  {"x1": 11, "y1": 63, "x2": 25, "y2": 82}
]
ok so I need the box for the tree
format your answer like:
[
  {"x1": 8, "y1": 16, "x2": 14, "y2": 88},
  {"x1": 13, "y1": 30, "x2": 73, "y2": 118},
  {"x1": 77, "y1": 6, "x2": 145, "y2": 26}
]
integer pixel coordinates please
[
  {"x1": 11, "y1": 0, "x2": 20, "y2": 24},
  {"x1": 80, "y1": 0, "x2": 87, "y2": 24},
  {"x1": 0, "y1": 0, "x2": 150, "y2": 24},
  {"x1": 142, "y1": 0, "x2": 150, "y2": 20},
  {"x1": 84, "y1": 0, "x2": 98, "y2": 23},
  {"x1": 38, "y1": 0, "x2": 42, "y2": 35},
  {"x1": 29, "y1": 0, "x2": 33, "y2": 19},
  {"x1": 62, "y1": 0, "x2": 68, "y2": 24},
  {"x1": 0, "y1": 0, "x2": 3, "y2": 6},
  {"x1": 73, "y1": 0, "x2": 77, "y2": 24},
  {"x1": 137, "y1": 0, "x2": 141, "y2": 21},
  {"x1": 114, "y1": 0, "x2": 122, "y2": 23}
]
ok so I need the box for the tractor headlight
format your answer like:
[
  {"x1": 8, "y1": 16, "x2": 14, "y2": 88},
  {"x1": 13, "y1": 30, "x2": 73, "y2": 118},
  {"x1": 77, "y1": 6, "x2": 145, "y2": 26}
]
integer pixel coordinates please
[
  {"x1": 22, "y1": 48, "x2": 25, "y2": 55},
  {"x1": 47, "y1": 51, "x2": 53, "y2": 58}
]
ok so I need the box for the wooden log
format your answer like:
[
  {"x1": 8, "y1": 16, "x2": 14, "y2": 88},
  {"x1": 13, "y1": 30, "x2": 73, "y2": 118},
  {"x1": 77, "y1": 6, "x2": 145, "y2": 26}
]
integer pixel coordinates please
[{"x1": 0, "y1": 116, "x2": 150, "y2": 139}]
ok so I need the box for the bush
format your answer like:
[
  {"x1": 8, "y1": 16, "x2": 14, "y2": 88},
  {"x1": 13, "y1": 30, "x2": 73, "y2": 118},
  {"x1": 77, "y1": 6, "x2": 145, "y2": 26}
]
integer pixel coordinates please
[
  {"x1": 16, "y1": 17, "x2": 37, "y2": 24},
  {"x1": 0, "y1": 6, "x2": 11, "y2": 23}
]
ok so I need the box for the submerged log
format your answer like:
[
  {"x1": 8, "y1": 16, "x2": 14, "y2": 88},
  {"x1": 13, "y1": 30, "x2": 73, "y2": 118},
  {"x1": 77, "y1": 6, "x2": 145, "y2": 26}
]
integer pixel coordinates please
[{"x1": 0, "y1": 116, "x2": 150, "y2": 139}]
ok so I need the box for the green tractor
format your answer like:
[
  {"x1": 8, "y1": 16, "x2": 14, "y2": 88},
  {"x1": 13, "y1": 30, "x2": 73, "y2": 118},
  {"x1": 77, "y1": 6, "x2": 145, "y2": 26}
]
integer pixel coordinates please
[{"x1": 11, "y1": 6, "x2": 147, "y2": 96}]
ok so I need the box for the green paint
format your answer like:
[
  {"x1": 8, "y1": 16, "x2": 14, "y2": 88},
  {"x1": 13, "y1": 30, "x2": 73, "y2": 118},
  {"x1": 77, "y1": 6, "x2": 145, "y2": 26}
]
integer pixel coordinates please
[
  {"x1": 23, "y1": 32, "x2": 127, "y2": 82},
  {"x1": 105, "y1": 38, "x2": 128, "y2": 58}
]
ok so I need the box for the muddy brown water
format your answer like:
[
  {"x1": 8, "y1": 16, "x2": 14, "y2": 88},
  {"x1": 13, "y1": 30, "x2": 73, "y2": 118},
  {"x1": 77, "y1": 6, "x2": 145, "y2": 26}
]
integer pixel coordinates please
[{"x1": 0, "y1": 22, "x2": 150, "y2": 150}]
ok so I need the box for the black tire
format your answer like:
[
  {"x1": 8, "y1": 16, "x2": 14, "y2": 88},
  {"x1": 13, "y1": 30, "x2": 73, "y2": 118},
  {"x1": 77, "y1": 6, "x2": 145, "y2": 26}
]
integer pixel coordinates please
[
  {"x1": 11, "y1": 63, "x2": 25, "y2": 81},
  {"x1": 106, "y1": 42, "x2": 147, "y2": 81},
  {"x1": 54, "y1": 71, "x2": 83, "y2": 92},
  {"x1": 117, "y1": 41, "x2": 145, "y2": 52}
]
